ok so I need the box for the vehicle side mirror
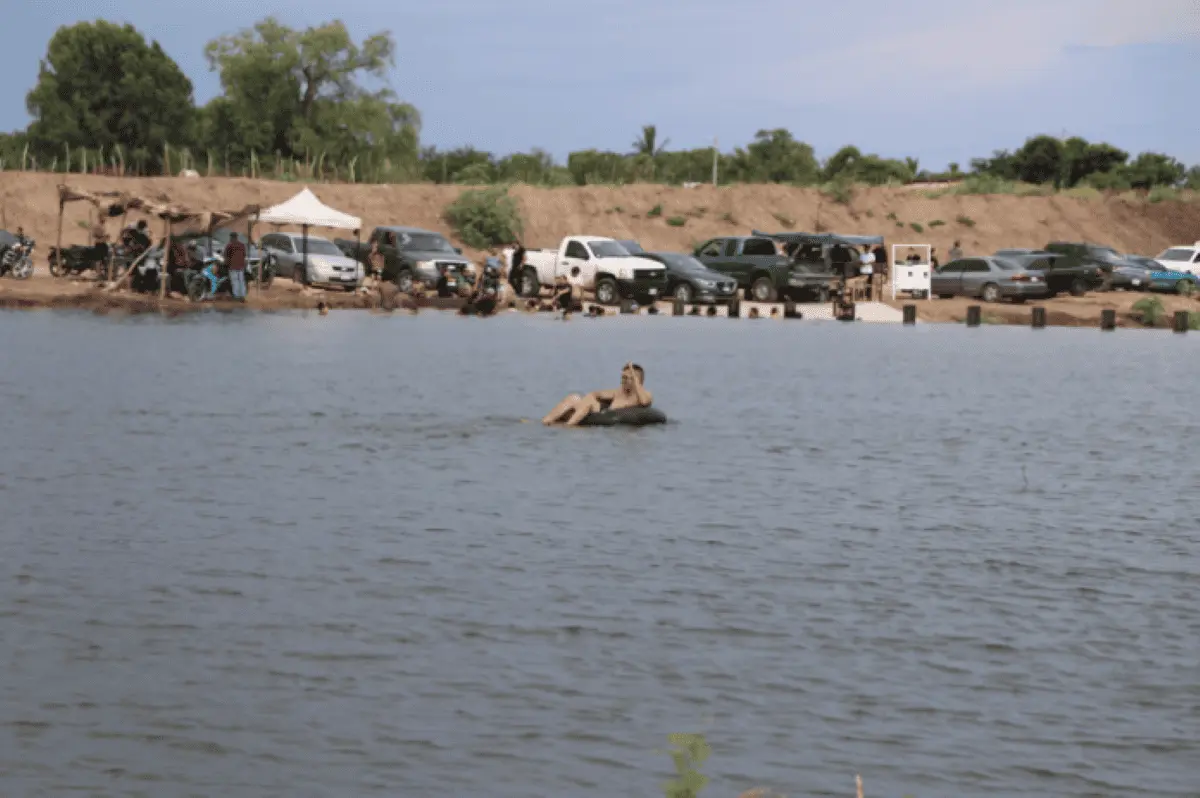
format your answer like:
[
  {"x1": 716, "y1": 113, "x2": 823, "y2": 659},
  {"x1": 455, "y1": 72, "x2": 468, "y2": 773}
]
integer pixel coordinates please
[{"x1": 454, "y1": 247, "x2": 462, "y2": 254}]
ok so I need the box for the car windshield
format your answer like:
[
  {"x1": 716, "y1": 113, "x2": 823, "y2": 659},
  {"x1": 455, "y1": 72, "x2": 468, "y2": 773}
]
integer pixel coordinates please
[
  {"x1": 400, "y1": 233, "x2": 455, "y2": 252},
  {"x1": 1157, "y1": 248, "x2": 1195, "y2": 261},
  {"x1": 295, "y1": 239, "x2": 343, "y2": 256},
  {"x1": 618, "y1": 240, "x2": 644, "y2": 253},
  {"x1": 658, "y1": 253, "x2": 708, "y2": 272},
  {"x1": 589, "y1": 240, "x2": 631, "y2": 258}
]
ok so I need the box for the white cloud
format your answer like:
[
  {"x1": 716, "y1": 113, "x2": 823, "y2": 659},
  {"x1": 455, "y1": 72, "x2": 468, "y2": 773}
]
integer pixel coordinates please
[{"x1": 740, "y1": 0, "x2": 1198, "y2": 104}]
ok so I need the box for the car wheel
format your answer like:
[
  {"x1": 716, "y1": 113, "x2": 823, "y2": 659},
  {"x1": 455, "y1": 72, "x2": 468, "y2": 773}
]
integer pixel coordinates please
[
  {"x1": 673, "y1": 283, "x2": 693, "y2": 303},
  {"x1": 982, "y1": 283, "x2": 1001, "y2": 303},
  {"x1": 750, "y1": 276, "x2": 777, "y2": 302},
  {"x1": 520, "y1": 268, "x2": 540, "y2": 298},
  {"x1": 1177, "y1": 279, "x2": 1195, "y2": 296},
  {"x1": 395, "y1": 269, "x2": 414, "y2": 294},
  {"x1": 595, "y1": 276, "x2": 619, "y2": 306},
  {"x1": 1069, "y1": 278, "x2": 1088, "y2": 297}
]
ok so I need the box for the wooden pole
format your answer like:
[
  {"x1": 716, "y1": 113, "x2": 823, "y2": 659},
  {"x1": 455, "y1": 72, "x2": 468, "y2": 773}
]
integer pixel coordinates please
[
  {"x1": 54, "y1": 198, "x2": 64, "y2": 273},
  {"x1": 105, "y1": 245, "x2": 154, "y2": 291},
  {"x1": 252, "y1": 213, "x2": 260, "y2": 296},
  {"x1": 161, "y1": 219, "x2": 171, "y2": 299}
]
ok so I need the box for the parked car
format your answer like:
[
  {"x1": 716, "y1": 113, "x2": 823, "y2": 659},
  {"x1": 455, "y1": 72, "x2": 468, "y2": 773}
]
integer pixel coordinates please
[
  {"x1": 1153, "y1": 242, "x2": 1200, "y2": 275},
  {"x1": 1123, "y1": 255, "x2": 1197, "y2": 294},
  {"x1": 932, "y1": 256, "x2": 1048, "y2": 302},
  {"x1": 759, "y1": 230, "x2": 883, "y2": 301},
  {"x1": 1042, "y1": 241, "x2": 1122, "y2": 292},
  {"x1": 632, "y1": 251, "x2": 738, "y2": 303},
  {"x1": 177, "y1": 228, "x2": 264, "y2": 272},
  {"x1": 362, "y1": 226, "x2": 472, "y2": 293},
  {"x1": 694, "y1": 232, "x2": 850, "y2": 302},
  {"x1": 260, "y1": 232, "x2": 363, "y2": 290},
  {"x1": 517, "y1": 236, "x2": 667, "y2": 305},
  {"x1": 993, "y1": 248, "x2": 1096, "y2": 297}
]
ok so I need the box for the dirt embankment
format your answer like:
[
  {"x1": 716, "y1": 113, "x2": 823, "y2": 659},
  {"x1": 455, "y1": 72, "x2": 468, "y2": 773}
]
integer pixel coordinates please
[
  {"x1": 2, "y1": 172, "x2": 1198, "y2": 324},
  {"x1": 2, "y1": 172, "x2": 1198, "y2": 258}
]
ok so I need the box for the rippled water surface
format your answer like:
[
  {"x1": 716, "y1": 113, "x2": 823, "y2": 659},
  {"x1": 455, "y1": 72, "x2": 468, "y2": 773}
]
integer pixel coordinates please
[{"x1": 2, "y1": 309, "x2": 1199, "y2": 798}]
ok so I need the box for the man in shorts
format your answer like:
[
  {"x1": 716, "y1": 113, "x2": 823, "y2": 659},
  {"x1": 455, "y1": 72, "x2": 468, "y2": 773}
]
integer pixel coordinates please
[{"x1": 542, "y1": 363, "x2": 652, "y2": 427}]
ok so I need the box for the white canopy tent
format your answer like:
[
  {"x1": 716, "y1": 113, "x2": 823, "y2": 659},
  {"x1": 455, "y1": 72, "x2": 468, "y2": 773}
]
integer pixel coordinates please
[{"x1": 255, "y1": 188, "x2": 363, "y2": 277}]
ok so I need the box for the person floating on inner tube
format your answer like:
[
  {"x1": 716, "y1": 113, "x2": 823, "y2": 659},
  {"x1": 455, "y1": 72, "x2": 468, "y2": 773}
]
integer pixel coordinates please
[{"x1": 542, "y1": 362, "x2": 652, "y2": 427}]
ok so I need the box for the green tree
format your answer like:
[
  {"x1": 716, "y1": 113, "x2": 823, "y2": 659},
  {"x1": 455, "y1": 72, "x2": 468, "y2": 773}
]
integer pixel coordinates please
[
  {"x1": 1059, "y1": 137, "x2": 1127, "y2": 187},
  {"x1": 1185, "y1": 165, "x2": 1200, "y2": 191},
  {"x1": 202, "y1": 18, "x2": 418, "y2": 174},
  {"x1": 632, "y1": 125, "x2": 670, "y2": 157},
  {"x1": 1011, "y1": 135, "x2": 1063, "y2": 184},
  {"x1": 729, "y1": 129, "x2": 820, "y2": 184},
  {"x1": 1125, "y1": 152, "x2": 1185, "y2": 189},
  {"x1": 970, "y1": 149, "x2": 1019, "y2": 179},
  {"x1": 421, "y1": 146, "x2": 494, "y2": 183},
  {"x1": 25, "y1": 21, "x2": 194, "y2": 172}
]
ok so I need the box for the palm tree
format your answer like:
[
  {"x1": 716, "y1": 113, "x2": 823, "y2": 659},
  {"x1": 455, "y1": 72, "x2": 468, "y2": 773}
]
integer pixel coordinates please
[{"x1": 632, "y1": 125, "x2": 670, "y2": 157}]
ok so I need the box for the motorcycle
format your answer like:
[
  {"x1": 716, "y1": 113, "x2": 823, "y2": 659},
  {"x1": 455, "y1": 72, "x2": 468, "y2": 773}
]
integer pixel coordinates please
[
  {"x1": 0, "y1": 235, "x2": 35, "y2": 279},
  {"x1": 185, "y1": 256, "x2": 244, "y2": 301}
]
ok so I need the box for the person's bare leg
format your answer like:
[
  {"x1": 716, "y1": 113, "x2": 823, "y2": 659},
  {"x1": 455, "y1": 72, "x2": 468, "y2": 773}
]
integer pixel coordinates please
[
  {"x1": 562, "y1": 395, "x2": 603, "y2": 427},
  {"x1": 543, "y1": 394, "x2": 583, "y2": 425}
]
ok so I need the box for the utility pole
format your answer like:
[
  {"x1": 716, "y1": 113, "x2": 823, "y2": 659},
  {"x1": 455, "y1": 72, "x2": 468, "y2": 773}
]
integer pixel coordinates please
[{"x1": 712, "y1": 136, "x2": 718, "y2": 187}]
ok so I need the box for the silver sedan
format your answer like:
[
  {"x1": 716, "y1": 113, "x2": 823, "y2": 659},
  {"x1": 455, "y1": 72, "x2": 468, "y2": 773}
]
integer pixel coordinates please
[
  {"x1": 932, "y1": 256, "x2": 1049, "y2": 303},
  {"x1": 260, "y1": 232, "x2": 363, "y2": 290}
]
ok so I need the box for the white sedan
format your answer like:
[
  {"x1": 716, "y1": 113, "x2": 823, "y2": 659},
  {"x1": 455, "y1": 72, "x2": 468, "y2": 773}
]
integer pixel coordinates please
[{"x1": 260, "y1": 232, "x2": 364, "y2": 290}]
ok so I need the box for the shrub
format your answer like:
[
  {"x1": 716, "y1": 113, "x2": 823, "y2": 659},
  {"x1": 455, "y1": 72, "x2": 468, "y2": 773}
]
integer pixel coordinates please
[
  {"x1": 1062, "y1": 186, "x2": 1102, "y2": 200},
  {"x1": 666, "y1": 216, "x2": 687, "y2": 227},
  {"x1": 953, "y1": 175, "x2": 1017, "y2": 195},
  {"x1": 1148, "y1": 186, "x2": 1180, "y2": 203},
  {"x1": 820, "y1": 179, "x2": 854, "y2": 204},
  {"x1": 720, "y1": 211, "x2": 737, "y2": 224},
  {"x1": 772, "y1": 211, "x2": 795, "y2": 227},
  {"x1": 442, "y1": 186, "x2": 524, "y2": 249},
  {"x1": 895, "y1": 221, "x2": 904, "y2": 228},
  {"x1": 929, "y1": 219, "x2": 945, "y2": 227},
  {"x1": 885, "y1": 211, "x2": 898, "y2": 221},
  {"x1": 910, "y1": 222, "x2": 924, "y2": 233},
  {"x1": 1132, "y1": 296, "x2": 1165, "y2": 326},
  {"x1": 864, "y1": 209, "x2": 874, "y2": 218},
  {"x1": 647, "y1": 203, "x2": 663, "y2": 217},
  {"x1": 956, "y1": 214, "x2": 976, "y2": 227},
  {"x1": 613, "y1": 205, "x2": 624, "y2": 213}
]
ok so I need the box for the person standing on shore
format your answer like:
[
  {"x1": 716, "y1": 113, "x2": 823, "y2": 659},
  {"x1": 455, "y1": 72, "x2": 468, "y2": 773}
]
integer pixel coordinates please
[
  {"x1": 949, "y1": 240, "x2": 963, "y2": 261},
  {"x1": 858, "y1": 245, "x2": 875, "y2": 300},
  {"x1": 507, "y1": 238, "x2": 526, "y2": 289},
  {"x1": 223, "y1": 231, "x2": 248, "y2": 301}
]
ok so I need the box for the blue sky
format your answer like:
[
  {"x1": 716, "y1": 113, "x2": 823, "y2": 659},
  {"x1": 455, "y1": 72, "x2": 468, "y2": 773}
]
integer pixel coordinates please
[{"x1": 2, "y1": 0, "x2": 1198, "y2": 169}]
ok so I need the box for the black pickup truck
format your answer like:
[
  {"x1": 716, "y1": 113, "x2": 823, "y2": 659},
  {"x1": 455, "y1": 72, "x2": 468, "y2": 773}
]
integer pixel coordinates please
[{"x1": 694, "y1": 231, "x2": 881, "y2": 301}]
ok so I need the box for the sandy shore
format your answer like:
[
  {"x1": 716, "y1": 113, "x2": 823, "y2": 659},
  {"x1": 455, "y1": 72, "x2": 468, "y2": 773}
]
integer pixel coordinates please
[{"x1": 3, "y1": 271, "x2": 1197, "y2": 329}]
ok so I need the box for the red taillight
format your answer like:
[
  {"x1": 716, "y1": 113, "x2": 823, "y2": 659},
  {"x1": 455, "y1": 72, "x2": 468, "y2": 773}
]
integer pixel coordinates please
[{"x1": 1010, "y1": 273, "x2": 1039, "y2": 282}]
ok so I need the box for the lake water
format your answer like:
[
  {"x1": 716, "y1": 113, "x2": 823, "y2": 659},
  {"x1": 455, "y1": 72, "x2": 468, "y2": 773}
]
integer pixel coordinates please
[{"x1": 1, "y1": 309, "x2": 1198, "y2": 798}]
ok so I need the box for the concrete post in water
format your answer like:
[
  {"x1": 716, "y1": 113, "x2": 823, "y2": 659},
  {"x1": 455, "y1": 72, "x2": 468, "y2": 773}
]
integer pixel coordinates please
[
  {"x1": 902, "y1": 304, "x2": 916, "y2": 324},
  {"x1": 673, "y1": 297, "x2": 684, "y2": 316},
  {"x1": 1174, "y1": 310, "x2": 1189, "y2": 333},
  {"x1": 783, "y1": 298, "x2": 796, "y2": 318},
  {"x1": 966, "y1": 305, "x2": 981, "y2": 326},
  {"x1": 728, "y1": 295, "x2": 740, "y2": 318},
  {"x1": 1032, "y1": 307, "x2": 1046, "y2": 328},
  {"x1": 1100, "y1": 309, "x2": 1116, "y2": 331},
  {"x1": 620, "y1": 298, "x2": 635, "y2": 314}
]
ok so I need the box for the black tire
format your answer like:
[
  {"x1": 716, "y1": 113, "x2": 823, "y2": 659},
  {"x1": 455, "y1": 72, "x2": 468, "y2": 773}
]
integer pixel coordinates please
[
  {"x1": 981, "y1": 282, "x2": 1001, "y2": 303},
  {"x1": 595, "y1": 276, "x2": 619, "y2": 306},
  {"x1": 395, "y1": 269, "x2": 414, "y2": 293},
  {"x1": 1069, "y1": 278, "x2": 1088, "y2": 297},
  {"x1": 750, "y1": 275, "x2": 777, "y2": 302},
  {"x1": 1177, "y1": 278, "x2": 1195, "y2": 296},
  {"x1": 519, "y1": 268, "x2": 540, "y2": 298},
  {"x1": 186, "y1": 274, "x2": 206, "y2": 302},
  {"x1": 673, "y1": 282, "x2": 693, "y2": 303}
]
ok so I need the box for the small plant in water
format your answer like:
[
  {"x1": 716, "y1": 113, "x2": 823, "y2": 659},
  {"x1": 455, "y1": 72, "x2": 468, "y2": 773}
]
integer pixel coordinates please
[{"x1": 659, "y1": 733, "x2": 710, "y2": 798}]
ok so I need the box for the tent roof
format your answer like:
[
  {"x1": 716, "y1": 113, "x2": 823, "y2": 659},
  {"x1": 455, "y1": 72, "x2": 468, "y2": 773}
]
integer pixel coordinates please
[
  {"x1": 56, "y1": 184, "x2": 258, "y2": 229},
  {"x1": 751, "y1": 229, "x2": 884, "y2": 246},
  {"x1": 256, "y1": 187, "x2": 361, "y2": 230}
]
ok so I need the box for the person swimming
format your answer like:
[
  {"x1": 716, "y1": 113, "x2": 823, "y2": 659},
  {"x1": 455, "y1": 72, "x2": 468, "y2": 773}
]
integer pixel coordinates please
[{"x1": 542, "y1": 362, "x2": 652, "y2": 427}]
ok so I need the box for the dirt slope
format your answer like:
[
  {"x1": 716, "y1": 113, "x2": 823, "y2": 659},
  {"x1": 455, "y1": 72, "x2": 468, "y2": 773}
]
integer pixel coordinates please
[{"x1": 1, "y1": 172, "x2": 1197, "y2": 260}]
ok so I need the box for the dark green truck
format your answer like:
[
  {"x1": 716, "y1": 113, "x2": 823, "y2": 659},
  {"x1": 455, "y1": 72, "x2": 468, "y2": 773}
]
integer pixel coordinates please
[{"x1": 693, "y1": 231, "x2": 882, "y2": 301}]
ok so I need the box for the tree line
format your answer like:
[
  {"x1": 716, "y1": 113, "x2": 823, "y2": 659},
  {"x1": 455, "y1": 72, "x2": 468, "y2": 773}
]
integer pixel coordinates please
[{"x1": 1, "y1": 18, "x2": 1198, "y2": 193}]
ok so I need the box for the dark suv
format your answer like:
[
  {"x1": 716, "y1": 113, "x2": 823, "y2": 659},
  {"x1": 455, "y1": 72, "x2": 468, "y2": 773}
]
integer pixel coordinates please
[
  {"x1": 694, "y1": 234, "x2": 843, "y2": 302},
  {"x1": 1042, "y1": 242, "x2": 1120, "y2": 293},
  {"x1": 994, "y1": 246, "x2": 1104, "y2": 296}
]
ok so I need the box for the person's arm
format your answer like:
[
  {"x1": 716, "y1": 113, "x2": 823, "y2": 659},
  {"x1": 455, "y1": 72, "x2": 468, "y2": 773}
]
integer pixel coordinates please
[{"x1": 632, "y1": 382, "x2": 652, "y2": 406}]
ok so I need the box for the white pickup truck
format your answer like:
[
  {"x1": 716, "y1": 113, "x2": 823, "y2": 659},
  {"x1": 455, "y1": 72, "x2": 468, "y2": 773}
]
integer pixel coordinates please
[
  {"x1": 1154, "y1": 241, "x2": 1200, "y2": 275},
  {"x1": 514, "y1": 236, "x2": 668, "y2": 306}
]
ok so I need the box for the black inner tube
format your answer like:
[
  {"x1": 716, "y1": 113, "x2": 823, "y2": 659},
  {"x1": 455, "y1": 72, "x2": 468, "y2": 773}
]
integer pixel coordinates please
[{"x1": 577, "y1": 406, "x2": 667, "y2": 427}]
